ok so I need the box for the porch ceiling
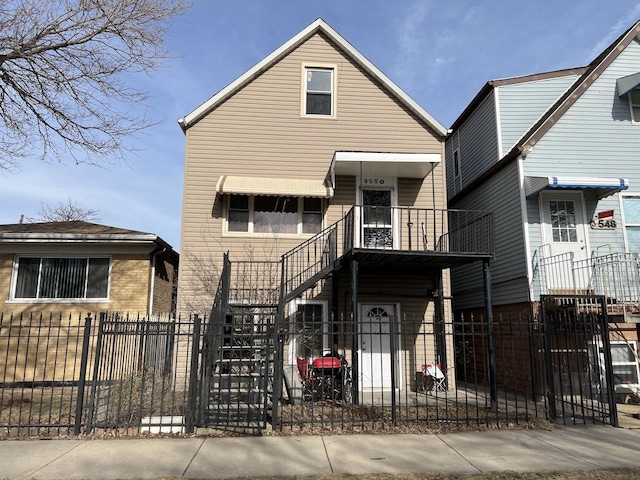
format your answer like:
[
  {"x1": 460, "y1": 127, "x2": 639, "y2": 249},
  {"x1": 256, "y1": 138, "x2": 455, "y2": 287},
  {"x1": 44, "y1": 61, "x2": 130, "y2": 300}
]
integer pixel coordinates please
[{"x1": 348, "y1": 249, "x2": 492, "y2": 271}]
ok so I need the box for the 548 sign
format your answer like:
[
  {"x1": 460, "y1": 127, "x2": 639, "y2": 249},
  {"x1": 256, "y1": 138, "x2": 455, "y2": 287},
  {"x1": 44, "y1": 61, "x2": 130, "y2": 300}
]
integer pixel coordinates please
[{"x1": 591, "y1": 210, "x2": 616, "y2": 229}]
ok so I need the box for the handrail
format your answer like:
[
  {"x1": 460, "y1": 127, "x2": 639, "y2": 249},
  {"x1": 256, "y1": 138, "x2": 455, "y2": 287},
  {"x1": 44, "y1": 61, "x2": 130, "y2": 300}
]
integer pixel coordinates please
[{"x1": 280, "y1": 206, "x2": 494, "y2": 302}]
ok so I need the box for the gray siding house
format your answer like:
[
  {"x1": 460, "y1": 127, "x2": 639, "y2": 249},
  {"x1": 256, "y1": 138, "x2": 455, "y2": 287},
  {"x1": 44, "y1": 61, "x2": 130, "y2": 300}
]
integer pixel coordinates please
[{"x1": 446, "y1": 20, "x2": 640, "y2": 388}]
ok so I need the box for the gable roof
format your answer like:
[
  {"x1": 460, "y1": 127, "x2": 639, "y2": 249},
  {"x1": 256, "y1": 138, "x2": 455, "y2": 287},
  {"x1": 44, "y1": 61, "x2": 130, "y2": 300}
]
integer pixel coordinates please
[
  {"x1": 178, "y1": 18, "x2": 447, "y2": 137},
  {"x1": 449, "y1": 67, "x2": 588, "y2": 132},
  {"x1": 449, "y1": 18, "x2": 640, "y2": 203},
  {"x1": 506, "y1": 19, "x2": 640, "y2": 160},
  {"x1": 0, "y1": 221, "x2": 176, "y2": 253}
]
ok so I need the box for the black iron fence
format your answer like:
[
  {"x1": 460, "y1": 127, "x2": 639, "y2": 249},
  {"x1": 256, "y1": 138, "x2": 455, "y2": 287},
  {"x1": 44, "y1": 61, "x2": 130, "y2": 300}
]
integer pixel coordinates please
[
  {"x1": 0, "y1": 300, "x2": 620, "y2": 437},
  {"x1": 274, "y1": 304, "x2": 618, "y2": 433},
  {"x1": 0, "y1": 311, "x2": 203, "y2": 438}
]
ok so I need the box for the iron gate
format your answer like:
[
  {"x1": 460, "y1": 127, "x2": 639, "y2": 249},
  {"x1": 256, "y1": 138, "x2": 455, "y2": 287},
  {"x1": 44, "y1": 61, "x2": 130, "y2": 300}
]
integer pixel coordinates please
[{"x1": 540, "y1": 295, "x2": 618, "y2": 426}]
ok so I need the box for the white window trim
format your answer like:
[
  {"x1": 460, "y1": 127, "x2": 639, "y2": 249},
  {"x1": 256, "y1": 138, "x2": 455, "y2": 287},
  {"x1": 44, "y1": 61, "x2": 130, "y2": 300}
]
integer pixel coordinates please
[
  {"x1": 620, "y1": 193, "x2": 640, "y2": 253},
  {"x1": 225, "y1": 195, "x2": 324, "y2": 236},
  {"x1": 301, "y1": 63, "x2": 337, "y2": 118},
  {"x1": 628, "y1": 88, "x2": 640, "y2": 125},
  {"x1": 288, "y1": 299, "x2": 329, "y2": 365},
  {"x1": 611, "y1": 340, "x2": 640, "y2": 382},
  {"x1": 9, "y1": 255, "x2": 112, "y2": 303}
]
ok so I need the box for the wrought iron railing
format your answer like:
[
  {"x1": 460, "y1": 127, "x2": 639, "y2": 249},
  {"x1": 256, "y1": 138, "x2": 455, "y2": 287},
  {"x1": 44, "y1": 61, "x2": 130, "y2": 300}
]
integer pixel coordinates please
[{"x1": 281, "y1": 206, "x2": 494, "y2": 302}]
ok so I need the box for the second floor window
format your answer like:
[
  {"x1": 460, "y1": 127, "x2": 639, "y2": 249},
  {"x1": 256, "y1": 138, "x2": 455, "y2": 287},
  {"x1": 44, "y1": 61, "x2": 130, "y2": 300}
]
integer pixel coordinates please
[
  {"x1": 13, "y1": 257, "x2": 110, "y2": 300},
  {"x1": 305, "y1": 67, "x2": 333, "y2": 116},
  {"x1": 629, "y1": 88, "x2": 640, "y2": 123},
  {"x1": 227, "y1": 195, "x2": 323, "y2": 234}
]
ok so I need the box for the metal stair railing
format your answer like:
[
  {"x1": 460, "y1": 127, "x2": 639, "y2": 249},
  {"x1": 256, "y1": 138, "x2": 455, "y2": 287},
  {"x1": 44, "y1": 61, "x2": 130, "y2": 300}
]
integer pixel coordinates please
[{"x1": 280, "y1": 208, "x2": 354, "y2": 303}]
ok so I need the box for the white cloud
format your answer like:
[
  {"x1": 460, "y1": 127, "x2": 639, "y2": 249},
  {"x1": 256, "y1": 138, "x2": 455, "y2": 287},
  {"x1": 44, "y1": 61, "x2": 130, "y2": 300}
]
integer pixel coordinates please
[{"x1": 588, "y1": 4, "x2": 640, "y2": 59}]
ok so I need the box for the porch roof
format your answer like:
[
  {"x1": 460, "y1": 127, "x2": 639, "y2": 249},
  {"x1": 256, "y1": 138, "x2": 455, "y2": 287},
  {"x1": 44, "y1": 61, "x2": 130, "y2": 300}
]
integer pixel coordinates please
[
  {"x1": 215, "y1": 175, "x2": 334, "y2": 198},
  {"x1": 330, "y1": 151, "x2": 440, "y2": 180},
  {"x1": 524, "y1": 176, "x2": 629, "y2": 199}
]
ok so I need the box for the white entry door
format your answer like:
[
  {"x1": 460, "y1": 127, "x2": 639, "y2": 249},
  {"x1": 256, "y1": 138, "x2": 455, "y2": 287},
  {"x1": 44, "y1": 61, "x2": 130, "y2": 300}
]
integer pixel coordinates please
[
  {"x1": 359, "y1": 304, "x2": 395, "y2": 389},
  {"x1": 540, "y1": 191, "x2": 590, "y2": 291}
]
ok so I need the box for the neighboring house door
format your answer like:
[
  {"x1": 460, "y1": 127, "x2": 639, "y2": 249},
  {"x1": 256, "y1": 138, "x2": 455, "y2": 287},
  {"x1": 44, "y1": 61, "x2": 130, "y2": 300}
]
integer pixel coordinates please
[
  {"x1": 360, "y1": 187, "x2": 396, "y2": 249},
  {"x1": 540, "y1": 191, "x2": 590, "y2": 292},
  {"x1": 359, "y1": 304, "x2": 397, "y2": 390}
]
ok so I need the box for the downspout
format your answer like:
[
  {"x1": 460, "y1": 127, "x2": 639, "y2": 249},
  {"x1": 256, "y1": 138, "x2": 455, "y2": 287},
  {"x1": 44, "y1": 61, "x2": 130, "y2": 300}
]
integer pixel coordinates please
[{"x1": 148, "y1": 246, "x2": 166, "y2": 316}]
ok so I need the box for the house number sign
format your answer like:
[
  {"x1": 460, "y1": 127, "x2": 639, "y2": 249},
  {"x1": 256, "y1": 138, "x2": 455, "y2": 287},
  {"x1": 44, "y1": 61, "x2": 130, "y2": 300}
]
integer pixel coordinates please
[
  {"x1": 590, "y1": 210, "x2": 617, "y2": 230},
  {"x1": 362, "y1": 178, "x2": 387, "y2": 185}
]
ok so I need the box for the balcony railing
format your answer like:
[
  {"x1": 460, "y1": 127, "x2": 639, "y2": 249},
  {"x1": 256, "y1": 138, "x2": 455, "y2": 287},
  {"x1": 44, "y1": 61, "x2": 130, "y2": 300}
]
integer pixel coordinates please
[
  {"x1": 533, "y1": 251, "x2": 640, "y2": 316},
  {"x1": 281, "y1": 206, "x2": 494, "y2": 302}
]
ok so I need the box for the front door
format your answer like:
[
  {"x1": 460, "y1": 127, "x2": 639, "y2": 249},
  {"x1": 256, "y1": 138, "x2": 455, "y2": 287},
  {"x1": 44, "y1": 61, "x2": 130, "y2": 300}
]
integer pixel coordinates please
[
  {"x1": 361, "y1": 188, "x2": 394, "y2": 249},
  {"x1": 359, "y1": 304, "x2": 396, "y2": 390},
  {"x1": 540, "y1": 192, "x2": 590, "y2": 291}
]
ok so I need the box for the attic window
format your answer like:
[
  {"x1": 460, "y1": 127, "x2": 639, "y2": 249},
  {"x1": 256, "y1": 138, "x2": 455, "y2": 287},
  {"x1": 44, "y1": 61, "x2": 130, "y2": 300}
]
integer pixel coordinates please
[{"x1": 304, "y1": 67, "x2": 334, "y2": 116}]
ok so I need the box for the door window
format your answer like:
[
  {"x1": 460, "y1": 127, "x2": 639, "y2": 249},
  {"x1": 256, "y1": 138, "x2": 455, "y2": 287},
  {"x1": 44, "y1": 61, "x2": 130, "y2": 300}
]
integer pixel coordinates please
[
  {"x1": 362, "y1": 189, "x2": 392, "y2": 248},
  {"x1": 549, "y1": 200, "x2": 577, "y2": 242}
]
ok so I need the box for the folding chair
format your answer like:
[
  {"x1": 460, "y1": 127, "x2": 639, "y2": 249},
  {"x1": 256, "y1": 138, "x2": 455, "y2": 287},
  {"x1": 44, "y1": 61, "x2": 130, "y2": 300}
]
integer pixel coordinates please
[{"x1": 421, "y1": 363, "x2": 447, "y2": 392}]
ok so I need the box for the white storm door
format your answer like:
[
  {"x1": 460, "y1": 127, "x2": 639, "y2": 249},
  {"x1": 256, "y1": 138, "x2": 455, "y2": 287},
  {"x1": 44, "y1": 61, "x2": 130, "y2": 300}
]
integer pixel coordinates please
[
  {"x1": 540, "y1": 192, "x2": 590, "y2": 291},
  {"x1": 359, "y1": 304, "x2": 393, "y2": 389},
  {"x1": 360, "y1": 188, "x2": 394, "y2": 249}
]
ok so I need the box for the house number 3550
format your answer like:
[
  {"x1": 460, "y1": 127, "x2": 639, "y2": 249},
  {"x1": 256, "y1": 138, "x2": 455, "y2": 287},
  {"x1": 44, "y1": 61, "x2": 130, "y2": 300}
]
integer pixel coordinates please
[{"x1": 363, "y1": 178, "x2": 385, "y2": 185}]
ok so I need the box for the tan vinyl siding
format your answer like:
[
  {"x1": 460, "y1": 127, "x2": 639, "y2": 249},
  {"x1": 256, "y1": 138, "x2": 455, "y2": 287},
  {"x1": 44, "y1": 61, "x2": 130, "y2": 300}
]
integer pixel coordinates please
[{"x1": 179, "y1": 31, "x2": 445, "y2": 314}]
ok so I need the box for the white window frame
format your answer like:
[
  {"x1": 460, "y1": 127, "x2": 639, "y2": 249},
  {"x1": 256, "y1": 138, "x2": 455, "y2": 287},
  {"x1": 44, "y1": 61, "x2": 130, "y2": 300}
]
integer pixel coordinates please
[
  {"x1": 610, "y1": 340, "x2": 640, "y2": 385},
  {"x1": 620, "y1": 193, "x2": 640, "y2": 252},
  {"x1": 628, "y1": 87, "x2": 640, "y2": 124},
  {"x1": 301, "y1": 64, "x2": 336, "y2": 118},
  {"x1": 9, "y1": 255, "x2": 112, "y2": 303},
  {"x1": 288, "y1": 299, "x2": 329, "y2": 364},
  {"x1": 225, "y1": 195, "x2": 324, "y2": 235}
]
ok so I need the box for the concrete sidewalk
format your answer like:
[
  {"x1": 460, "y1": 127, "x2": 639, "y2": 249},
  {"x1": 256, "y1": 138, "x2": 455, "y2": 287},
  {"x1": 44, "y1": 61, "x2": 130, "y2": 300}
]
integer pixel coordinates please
[{"x1": 2, "y1": 426, "x2": 640, "y2": 479}]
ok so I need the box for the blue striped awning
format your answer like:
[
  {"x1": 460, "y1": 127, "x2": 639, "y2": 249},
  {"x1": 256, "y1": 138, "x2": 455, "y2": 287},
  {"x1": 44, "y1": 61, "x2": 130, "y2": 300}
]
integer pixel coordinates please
[{"x1": 525, "y1": 176, "x2": 629, "y2": 199}]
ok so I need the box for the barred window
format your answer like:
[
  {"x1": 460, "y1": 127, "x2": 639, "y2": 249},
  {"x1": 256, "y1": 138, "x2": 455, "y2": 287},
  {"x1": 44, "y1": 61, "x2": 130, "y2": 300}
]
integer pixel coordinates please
[{"x1": 13, "y1": 257, "x2": 110, "y2": 300}]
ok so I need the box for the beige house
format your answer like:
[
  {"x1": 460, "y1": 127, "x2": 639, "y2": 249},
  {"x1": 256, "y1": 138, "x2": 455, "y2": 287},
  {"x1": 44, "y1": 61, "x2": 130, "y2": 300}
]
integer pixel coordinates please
[
  {"x1": 0, "y1": 221, "x2": 179, "y2": 318},
  {"x1": 178, "y1": 19, "x2": 493, "y2": 424}
]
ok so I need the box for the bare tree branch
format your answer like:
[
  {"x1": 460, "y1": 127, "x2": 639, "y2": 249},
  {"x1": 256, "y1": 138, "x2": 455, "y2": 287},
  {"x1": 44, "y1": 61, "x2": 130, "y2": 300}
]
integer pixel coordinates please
[
  {"x1": 0, "y1": 0, "x2": 191, "y2": 171},
  {"x1": 28, "y1": 197, "x2": 101, "y2": 222}
]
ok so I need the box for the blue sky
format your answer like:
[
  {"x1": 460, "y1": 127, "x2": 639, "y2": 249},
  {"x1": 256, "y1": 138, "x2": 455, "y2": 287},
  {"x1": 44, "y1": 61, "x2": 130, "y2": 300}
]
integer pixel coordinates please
[{"x1": 2, "y1": 0, "x2": 640, "y2": 251}]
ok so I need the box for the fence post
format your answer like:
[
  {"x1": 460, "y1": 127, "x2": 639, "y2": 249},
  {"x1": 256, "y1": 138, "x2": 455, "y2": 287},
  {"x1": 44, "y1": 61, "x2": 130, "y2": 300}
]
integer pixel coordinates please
[
  {"x1": 186, "y1": 314, "x2": 201, "y2": 434},
  {"x1": 541, "y1": 297, "x2": 557, "y2": 422},
  {"x1": 483, "y1": 260, "x2": 498, "y2": 411},
  {"x1": 598, "y1": 298, "x2": 619, "y2": 427},
  {"x1": 74, "y1": 313, "x2": 93, "y2": 435},
  {"x1": 85, "y1": 312, "x2": 106, "y2": 433}
]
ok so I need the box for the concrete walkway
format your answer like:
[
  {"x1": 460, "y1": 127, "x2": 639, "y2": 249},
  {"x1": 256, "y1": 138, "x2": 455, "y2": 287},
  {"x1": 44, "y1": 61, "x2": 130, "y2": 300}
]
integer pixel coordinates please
[{"x1": 2, "y1": 426, "x2": 640, "y2": 479}]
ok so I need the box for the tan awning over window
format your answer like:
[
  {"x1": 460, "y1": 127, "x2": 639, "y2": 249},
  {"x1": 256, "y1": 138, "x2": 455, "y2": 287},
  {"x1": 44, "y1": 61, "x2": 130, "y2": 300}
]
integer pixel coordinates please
[{"x1": 215, "y1": 176, "x2": 334, "y2": 198}]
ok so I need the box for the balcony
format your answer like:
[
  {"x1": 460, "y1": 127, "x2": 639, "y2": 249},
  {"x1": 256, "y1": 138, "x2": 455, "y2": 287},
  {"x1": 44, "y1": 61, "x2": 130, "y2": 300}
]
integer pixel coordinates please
[
  {"x1": 533, "y1": 251, "x2": 640, "y2": 319},
  {"x1": 282, "y1": 206, "x2": 494, "y2": 302}
]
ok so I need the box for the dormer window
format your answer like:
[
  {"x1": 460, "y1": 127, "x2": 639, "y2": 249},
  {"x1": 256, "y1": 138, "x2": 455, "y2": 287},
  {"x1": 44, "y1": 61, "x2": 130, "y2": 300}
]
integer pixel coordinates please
[{"x1": 303, "y1": 66, "x2": 335, "y2": 117}]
